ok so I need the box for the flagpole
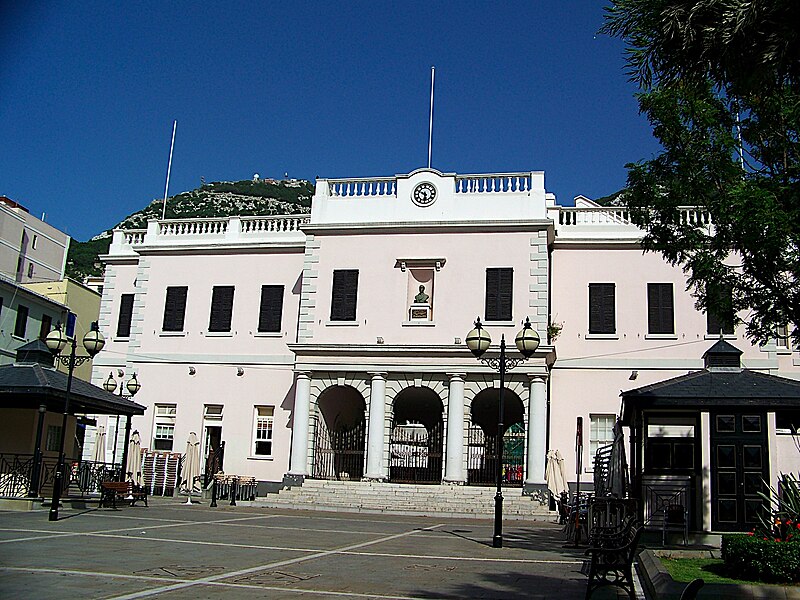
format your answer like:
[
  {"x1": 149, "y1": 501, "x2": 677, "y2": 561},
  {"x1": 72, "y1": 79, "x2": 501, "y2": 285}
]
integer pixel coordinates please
[
  {"x1": 162, "y1": 120, "x2": 177, "y2": 221},
  {"x1": 427, "y1": 67, "x2": 435, "y2": 169}
]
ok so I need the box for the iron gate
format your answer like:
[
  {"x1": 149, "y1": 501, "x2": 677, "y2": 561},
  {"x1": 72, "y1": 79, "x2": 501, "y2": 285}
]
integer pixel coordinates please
[
  {"x1": 389, "y1": 421, "x2": 443, "y2": 484},
  {"x1": 466, "y1": 422, "x2": 525, "y2": 487},
  {"x1": 312, "y1": 416, "x2": 365, "y2": 480}
]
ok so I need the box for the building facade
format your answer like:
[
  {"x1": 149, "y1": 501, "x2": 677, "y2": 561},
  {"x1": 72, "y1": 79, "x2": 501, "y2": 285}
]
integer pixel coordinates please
[{"x1": 92, "y1": 169, "x2": 800, "y2": 531}]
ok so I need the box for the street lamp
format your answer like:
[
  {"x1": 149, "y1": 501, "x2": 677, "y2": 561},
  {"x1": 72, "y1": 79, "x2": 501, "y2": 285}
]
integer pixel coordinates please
[
  {"x1": 103, "y1": 372, "x2": 142, "y2": 478},
  {"x1": 45, "y1": 323, "x2": 106, "y2": 521},
  {"x1": 465, "y1": 316, "x2": 540, "y2": 548}
]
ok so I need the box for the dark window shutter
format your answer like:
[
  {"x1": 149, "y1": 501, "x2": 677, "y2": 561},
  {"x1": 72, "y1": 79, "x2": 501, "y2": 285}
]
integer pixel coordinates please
[
  {"x1": 209, "y1": 286, "x2": 235, "y2": 332},
  {"x1": 330, "y1": 270, "x2": 359, "y2": 321},
  {"x1": 162, "y1": 286, "x2": 188, "y2": 332},
  {"x1": 589, "y1": 283, "x2": 615, "y2": 334},
  {"x1": 648, "y1": 283, "x2": 674, "y2": 334},
  {"x1": 116, "y1": 294, "x2": 134, "y2": 338},
  {"x1": 39, "y1": 314, "x2": 52, "y2": 340},
  {"x1": 706, "y1": 283, "x2": 734, "y2": 335},
  {"x1": 14, "y1": 305, "x2": 28, "y2": 337},
  {"x1": 258, "y1": 285, "x2": 284, "y2": 332},
  {"x1": 485, "y1": 268, "x2": 513, "y2": 321}
]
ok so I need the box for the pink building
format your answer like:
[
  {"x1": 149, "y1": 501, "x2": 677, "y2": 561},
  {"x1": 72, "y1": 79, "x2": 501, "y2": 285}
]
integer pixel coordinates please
[{"x1": 93, "y1": 169, "x2": 800, "y2": 533}]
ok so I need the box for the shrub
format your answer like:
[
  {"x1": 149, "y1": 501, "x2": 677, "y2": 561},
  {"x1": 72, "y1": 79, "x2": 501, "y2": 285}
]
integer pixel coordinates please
[{"x1": 722, "y1": 533, "x2": 800, "y2": 583}]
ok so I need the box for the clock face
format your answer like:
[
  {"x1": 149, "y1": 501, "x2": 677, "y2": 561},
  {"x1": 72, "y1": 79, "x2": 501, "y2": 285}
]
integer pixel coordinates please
[{"x1": 412, "y1": 182, "x2": 437, "y2": 207}]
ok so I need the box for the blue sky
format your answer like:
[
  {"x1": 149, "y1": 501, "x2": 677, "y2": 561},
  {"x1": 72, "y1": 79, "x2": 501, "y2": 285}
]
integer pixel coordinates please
[{"x1": 1, "y1": 1, "x2": 659, "y2": 241}]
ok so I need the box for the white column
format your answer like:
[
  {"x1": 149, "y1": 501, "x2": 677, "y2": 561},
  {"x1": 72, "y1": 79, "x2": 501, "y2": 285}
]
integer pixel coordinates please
[
  {"x1": 444, "y1": 373, "x2": 466, "y2": 483},
  {"x1": 289, "y1": 372, "x2": 311, "y2": 476},
  {"x1": 526, "y1": 375, "x2": 548, "y2": 485},
  {"x1": 365, "y1": 372, "x2": 387, "y2": 480}
]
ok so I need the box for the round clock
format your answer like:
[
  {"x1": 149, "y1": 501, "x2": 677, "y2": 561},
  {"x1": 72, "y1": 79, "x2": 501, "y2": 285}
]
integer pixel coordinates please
[{"x1": 412, "y1": 182, "x2": 437, "y2": 207}]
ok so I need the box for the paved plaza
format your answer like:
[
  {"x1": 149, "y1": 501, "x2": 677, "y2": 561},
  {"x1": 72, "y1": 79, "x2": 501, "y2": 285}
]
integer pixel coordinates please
[{"x1": 0, "y1": 497, "x2": 639, "y2": 599}]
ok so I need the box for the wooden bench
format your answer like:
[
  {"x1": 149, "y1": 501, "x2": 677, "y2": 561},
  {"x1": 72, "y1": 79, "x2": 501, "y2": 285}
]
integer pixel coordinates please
[
  {"x1": 585, "y1": 519, "x2": 642, "y2": 599},
  {"x1": 100, "y1": 481, "x2": 148, "y2": 508}
]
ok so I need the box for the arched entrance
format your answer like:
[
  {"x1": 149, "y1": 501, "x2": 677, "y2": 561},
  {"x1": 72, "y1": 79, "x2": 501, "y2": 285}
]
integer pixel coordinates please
[
  {"x1": 389, "y1": 387, "x2": 444, "y2": 484},
  {"x1": 467, "y1": 388, "x2": 525, "y2": 486},
  {"x1": 312, "y1": 386, "x2": 366, "y2": 480}
]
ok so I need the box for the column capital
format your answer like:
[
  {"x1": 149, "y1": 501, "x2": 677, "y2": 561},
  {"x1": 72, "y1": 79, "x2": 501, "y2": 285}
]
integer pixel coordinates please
[
  {"x1": 446, "y1": 372, "x2": 466, "y2": 381},
  {"x1": 368, "y1": 371, "x2": 388, "y2": 380},
  {"x1": 527, "y1": 371, "x2": 548, "y2": 382},
  {"x1": 294, "y1": 370, "x2": 312, "y2": 379}
]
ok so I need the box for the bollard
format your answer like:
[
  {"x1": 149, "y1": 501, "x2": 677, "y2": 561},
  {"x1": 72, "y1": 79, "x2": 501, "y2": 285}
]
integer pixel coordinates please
[
  {"x1": 230, "y1": 477, "x2": 237, "y2": 506},
  {"x1": 210, "y1": 478, "x2": 217, "y2": 508}
]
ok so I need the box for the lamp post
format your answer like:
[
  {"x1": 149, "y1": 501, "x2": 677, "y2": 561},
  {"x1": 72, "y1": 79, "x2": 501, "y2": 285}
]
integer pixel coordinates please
[
  {"x1": 465, "y1": 317, "x2": 539, "y2": 548},
  {"x1": 45, "y1": 323, "x2": 106, "y2": 521},
  {"x1": 103, "y1": 372, "x2": 142, "y2": 479}
]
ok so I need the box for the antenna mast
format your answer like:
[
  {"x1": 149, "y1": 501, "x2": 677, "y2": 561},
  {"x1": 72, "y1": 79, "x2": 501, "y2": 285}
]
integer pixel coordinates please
[
  {"x1": 162, "y1": 120, "x2": 177, "y2": 220},
  {"x1": 427, "y1": 67, "x2": 435, "y2": 169}
]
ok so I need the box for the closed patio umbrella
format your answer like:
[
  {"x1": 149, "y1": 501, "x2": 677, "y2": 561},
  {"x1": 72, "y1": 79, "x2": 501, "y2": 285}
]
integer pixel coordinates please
[
  {"x1": 608, "y1": 422, "x2": 628, "y2": 498},
  {"x1": 126, "y1": 431, "x2": 142, "y2": 486},
  {"x1": 92, "y1": 426, "x2": 106, "y2": 464},
  {"x1": 181, "y1": 432, "x2": 201, "y2": 504},
  {"x1": 546, "y1": 449, "x2": 568, "y2": 498}
]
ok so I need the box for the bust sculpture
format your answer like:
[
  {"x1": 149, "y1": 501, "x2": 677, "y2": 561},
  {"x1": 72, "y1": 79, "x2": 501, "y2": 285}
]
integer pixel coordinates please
[{"x1": 414, "y1": 285, "x2": 430, "y2": 304}]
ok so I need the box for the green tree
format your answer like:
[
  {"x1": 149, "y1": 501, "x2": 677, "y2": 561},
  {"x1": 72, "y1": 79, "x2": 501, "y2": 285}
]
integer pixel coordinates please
[{"x1": 602, "y1": 0, "x2": 800, "y2": 345}]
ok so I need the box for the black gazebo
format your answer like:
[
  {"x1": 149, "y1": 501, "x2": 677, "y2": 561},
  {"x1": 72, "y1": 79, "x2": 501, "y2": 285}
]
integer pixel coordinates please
[{"x1": 0, "y1": 340, "x2": 146, "y2": 500}]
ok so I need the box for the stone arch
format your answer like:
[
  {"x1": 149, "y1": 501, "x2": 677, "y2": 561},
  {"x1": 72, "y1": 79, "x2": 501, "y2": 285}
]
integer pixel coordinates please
[
  {"x1": 388, "y1": 386, "x2": 445, "y2": 484},
  {"x1": 311, "y1": 384, "x2": 366, "y2": 481}
]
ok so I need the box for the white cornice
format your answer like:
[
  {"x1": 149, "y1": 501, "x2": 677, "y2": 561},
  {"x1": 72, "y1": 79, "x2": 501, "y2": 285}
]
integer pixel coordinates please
[
  {"x1": 302, "y1": 220, "x2": 554, "y2": 235},
  {"x1": 115, "y1": 242, "x2": 305, "y2": 257}
]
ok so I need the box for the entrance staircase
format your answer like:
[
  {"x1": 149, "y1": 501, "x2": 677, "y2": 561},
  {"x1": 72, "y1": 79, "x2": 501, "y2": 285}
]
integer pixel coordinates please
[{"x1": 250, "y1": 479, "x2": 555, "y2": 520}]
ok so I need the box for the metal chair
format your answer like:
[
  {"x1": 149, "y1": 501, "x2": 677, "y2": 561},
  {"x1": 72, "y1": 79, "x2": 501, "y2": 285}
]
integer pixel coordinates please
[{"x1": 663, "y1": 502, "x2": 689, "y2": 546}]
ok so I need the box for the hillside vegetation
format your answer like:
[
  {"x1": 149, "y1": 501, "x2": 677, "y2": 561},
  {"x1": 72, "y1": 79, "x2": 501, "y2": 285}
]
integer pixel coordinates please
[{"x1": 66, "y1": 178, "x2": 313, "y2": 280}]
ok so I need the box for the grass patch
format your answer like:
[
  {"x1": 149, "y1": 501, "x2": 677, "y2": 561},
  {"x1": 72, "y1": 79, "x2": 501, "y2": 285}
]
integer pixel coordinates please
[{"x1": 662, "y1": 557, "x2": 758, "y2": 585}]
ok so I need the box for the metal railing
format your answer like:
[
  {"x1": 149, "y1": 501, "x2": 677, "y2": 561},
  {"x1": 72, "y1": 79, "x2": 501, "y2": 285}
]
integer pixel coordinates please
[{"x1": 0, "y1": 453, "x2": 121, "y2": 498}]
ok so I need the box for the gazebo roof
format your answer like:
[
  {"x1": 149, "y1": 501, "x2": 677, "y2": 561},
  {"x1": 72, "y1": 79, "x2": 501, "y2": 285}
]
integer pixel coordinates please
[{"x1": 0, "y1": 341, "x2": 145, "y2": 416}]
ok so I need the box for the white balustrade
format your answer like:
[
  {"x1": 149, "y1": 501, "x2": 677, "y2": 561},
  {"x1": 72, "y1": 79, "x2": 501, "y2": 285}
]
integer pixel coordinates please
[
  {"x1": 158, "y1": 218, "x2": 228, "y2": 236},
  {"x1": 123, "y1": 230, "x2": 146, "y2": 245},
  {"x1": 558, "y1": 207, "x2": 631, "y2": 226},
  {"x1": 328, "y1": 178, "x2": 396, "y2": 198},
  {"x1": 455, "y1": 174, "x2": 532, "y2": 194},
  {"x1": 241, "y1": 215, "x2": 309, "y2": 233}
]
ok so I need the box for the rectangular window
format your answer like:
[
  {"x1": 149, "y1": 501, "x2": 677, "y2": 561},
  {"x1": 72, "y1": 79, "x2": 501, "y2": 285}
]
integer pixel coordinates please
[
  {"x1": 706, "y1": 283, "x2": 734, "y2": 335},
  {"x1": 39, "y1": 314, "x2": 52, "y2": 340},
  {"x1": 208, "y1": 286, "x2": 235, "y2": 332},
  {"x1": 14, "y1": 305, "x2": 29, "y2": 338},
  {"x1": 590, "y1": 414, "x2": 616, "y2": 460},
  {"x1": 153, "y1": 403, "x2": 176, "y2": 451},
  {"x1": 776, "y1": 324, "x2": 791, "y2": 350},
  {"x1": 32, "y1": 234, "x2": 38, "y2": 250},
  {"x1": 258, "y1": 285, "x2": 284, "y2": 332},
  {"x1": 330, "y1": 269, "x2": 359, "y2": 321},
  {"x1": 27, "y1": 263, "x2": 34, "y2": 278},
  {"x1": 162, "y1": 286, "x2": 188, "y2": 332},
  {"x1": 588, "y1": 283, "x2": 615, "y2": 334},
  {"x1": 204, "y1": 404, "x2": 223, "y2": 420},
  {"x1": 46, "y1": 425, "x2": 62, "y2": 452},
  {"x1": 485, "y1": 268, "x2": 513, "y2": 322},
  {"x1": 647, "y1": 283, "x2": 674, "y2": 334},
  {"x1": 117, "y1": 294, "x2": 135, "y2": 338},
  {"x1": 253, "y1": 406, "x2": 274, "y2": 456}
]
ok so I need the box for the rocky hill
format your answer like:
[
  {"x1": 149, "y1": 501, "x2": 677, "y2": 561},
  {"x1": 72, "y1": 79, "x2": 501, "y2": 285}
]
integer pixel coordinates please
[{"x1": 67, "y1": 178, "x2": 314, "y2": 281}]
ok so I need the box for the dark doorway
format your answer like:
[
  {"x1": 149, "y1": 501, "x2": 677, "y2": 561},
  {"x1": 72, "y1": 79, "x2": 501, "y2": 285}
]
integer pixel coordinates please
[
  {"x1": 711, "y1": 411, "x2": 769, "y2": 532},
  {"x1": 467, "y1": 388, "x2": 525, "y2": 486},
  {"x1": 312, "y1": 387, "x2": 366, "y2": 480},
  {"x1": 203, "y1": 426, "x2": 223, "y2": 486},
  {"x1": 389, "y1": 388, "x2": 444, "y2": 484}
]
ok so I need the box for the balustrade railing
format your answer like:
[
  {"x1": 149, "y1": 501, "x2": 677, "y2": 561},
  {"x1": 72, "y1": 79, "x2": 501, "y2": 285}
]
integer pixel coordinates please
[
  {"x1": 0, "y1": 453, "x2": 120, "y2": 498},
  {"x1": 557, "y1": 206, "x2": 712, "y2": 229},
  {"x1": 328, "y1": 178, "x2": 397, "y2": 198},
  {"x1": 455, "y1": 173, "x2": 532, "y2": 194},
  {"x1": 123, "y1": 230, "x2": 146, "y2": 245},
  {"x1": 158, "y1": 218, "x2": 228, "y2": 236},
  {"x1": 240, "y1": 215, "x2": 308, "y2": 233}
]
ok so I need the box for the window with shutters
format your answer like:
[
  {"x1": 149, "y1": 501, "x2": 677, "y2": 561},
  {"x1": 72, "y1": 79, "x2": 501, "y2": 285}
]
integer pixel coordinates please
[
  {"x1": 162, "y1": 286, "x2": 188, "y2": 332},
  {"x1": 39, "y1": 314, "x2": 52, "y2": 340},
  {"x1": 775, "y1": 324, "x2": 791, "y2": 351},
  {"x1": 153, "y1": 404, "x2": 176, "y2": 451},
  {"x1": 116, "y1": 294, "x2": 134, "y2": 338},
  {"x1": 588, "y1": 283, "x2": 616, "y2": 335},
  {"x1": 258, "y1": 285, "x2": 284, "y2": 333},
  {"x1": 705, "y1": 283, "x2": 734, "y2": 336},
  {"x1": 589, "y1": 414, "x2": 616, "y2": 469},
  {"x1": 208, "y1": 286, "x2": 235, "y2": 332},
  {"x1": 647, "y1": 283, "x2": 674, "y2": 335},
  {"x1": 330, "y1": 269, "x2": 359, "y2": 322},
  {"x1": 14, "y1": 305, "x2": 29, "y2": 338},
  {"x1": 485, "y1": 268, "x2": 513, "y2": 322}
]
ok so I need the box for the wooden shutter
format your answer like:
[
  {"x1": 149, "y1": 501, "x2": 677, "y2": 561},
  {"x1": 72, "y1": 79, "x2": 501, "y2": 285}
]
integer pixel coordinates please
[
  {"x1": 706, "y1": 283, "x2": 734, "y2": 335},
  {"x1": 648, "y1": 283, "x2": 674, "y2": 334},
  {"x1": 330, "y1": 270, "x2": 359, "y2": 321},
  {"x1": 209, "y1": 286, "x2": 235, "y2": 332},
  {"x1": 14, "y1": 305, "x2": 28, "y2": 337},
  {"x1": 485, "y1": 268, "x2": 513, "y2": 321},
  {"x1": 589, "y1": 283, "x2": 615, "y2": 334},
  {"x1": 258, "y1": 285, "x2": 284, "y2": 332},
  {"x1": 162, "y1": 286, "x2": 188, "y2": 332},
  {"x1": 116, "y1": 294, "x2": 134, "y2": 338}
]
